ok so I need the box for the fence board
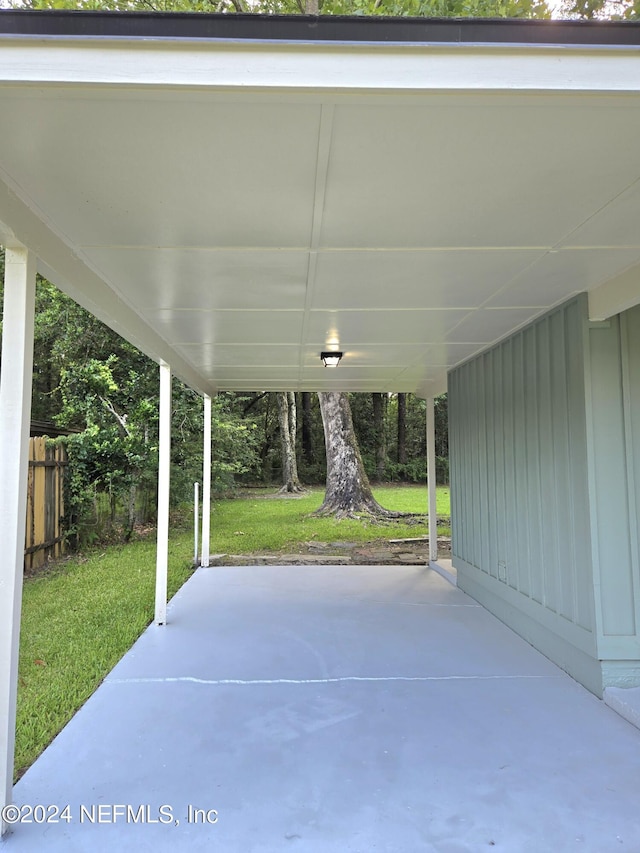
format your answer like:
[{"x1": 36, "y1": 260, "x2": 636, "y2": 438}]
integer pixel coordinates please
[{"x1": 24, "y1": 438, "x2": 67, "y2": 570}]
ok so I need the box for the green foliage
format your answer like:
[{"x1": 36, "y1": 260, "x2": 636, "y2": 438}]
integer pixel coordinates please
[
  {"x1": 13, "y1": 0, "x2": 230, "y2": 10},
  {"x1": 11, "y1": 0, "x2": 551, "y2": 20},
  {"x1": 56, "y1": 370, "x2": 262, "y2": 545},
  {"x1": 297, "y1": 455, "x2": 327, "y2": 484},
  {"x1": 318, "y1": 0, "x2": 548, "y2": 14},
  {"x1": 209, "y1": 393, "x2": 262, "y2": 491},
  {"x1": 555, "y1": 0, "x2": 638, "y2": 19}
]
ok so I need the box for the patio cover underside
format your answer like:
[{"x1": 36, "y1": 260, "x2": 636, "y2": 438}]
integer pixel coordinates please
[{"x1": 1, "y1": 14, "x2": 640, "y2": 394}]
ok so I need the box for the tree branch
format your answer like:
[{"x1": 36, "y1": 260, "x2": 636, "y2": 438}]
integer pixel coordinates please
[
  {"x1": 100, "y1": 396, "x2": 131, "y2": 438},
  {"x1": 243, "y1": 392, "x2": 268, "y2": 415}
]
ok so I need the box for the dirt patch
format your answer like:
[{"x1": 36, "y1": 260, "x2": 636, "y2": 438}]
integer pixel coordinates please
[{"x1": 210, "y1": 536, "x2": 451, "y2": 567}]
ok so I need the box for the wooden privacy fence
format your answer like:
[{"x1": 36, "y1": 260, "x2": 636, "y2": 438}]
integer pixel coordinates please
[{"x1": 25, "y1": 437, "x2": 67, "y2": 570}]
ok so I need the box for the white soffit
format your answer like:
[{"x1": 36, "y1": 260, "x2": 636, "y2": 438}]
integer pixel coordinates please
[{"x1": 1, "y1": 21, "x2": 640, "y2": 394}]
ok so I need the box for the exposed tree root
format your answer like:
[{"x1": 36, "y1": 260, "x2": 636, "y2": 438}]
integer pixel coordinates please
[
  {"x1": 278, "y1": 482, "x2": 307, "y2": 495},
  {"x1": 313, "y1": 510, "x2": 419, "y2": 522},
  {"x1": 312, "y1": 501, "x2": 419, "y2": 521}
]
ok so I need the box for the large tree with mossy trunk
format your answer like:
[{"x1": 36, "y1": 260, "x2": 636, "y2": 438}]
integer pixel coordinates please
[{"x1": 314, "y1": 391, "x2": 402, "y2": 519}]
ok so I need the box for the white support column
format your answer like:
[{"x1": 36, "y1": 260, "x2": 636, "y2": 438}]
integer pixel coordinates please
[
  {"x1": 154, "y1": 361, "x2": 171, "y2": 626},
  {"x1": 0, "y1": 248, "x2": 36, "y2": 836},
  {"x1": 200, "y1": 394, "x2": 211, "y2": 568},
  {"x1": 426, "y1": 396, "x2": 438, "y2": 563},
  {"x1": 194, "y1": 482, "x2": 199, "y2": 565}
]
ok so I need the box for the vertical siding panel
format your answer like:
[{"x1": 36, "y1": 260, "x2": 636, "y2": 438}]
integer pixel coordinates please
[
  {"x1": 513, "y1": 331, "x2": 530, "y2": 597},
  {"x1": 537, "y1": 316, "x2": 559, "y2": 612},
  {"x1": 449, "y1": 371, "x2": 458, "y2": 559},
  {"x1": 472, "y1": 358, "x2": 481, "y2": 569},
  {"x1": 474, "y1": 358, "x2": 483, "y2": 570},
  {"x1": 565, "y1": 302, "x2": 593, "y2": 630},
  {"x1": 463, "y1": 363, "x2": 472, "y2": 566},
  {"x1": 459, "y1": 365, "x2": 469, "y2": 564},
  {"x1": 524, "y1": 324, "x2": 543, "y2": 604},
  {"x1": 510, "y1": 335, "x2": 520, "y2": 589},
  {"x1": 451, "y1": 369, "x2": 462, "y2": 561},
  {"x1": 455, "y1": 366, "x2": 463, "y2": 563},
  {"x1": 450, "y1": 369, "x2": 459, "y2": 559},
  {"x1": 502, "y1": 338, "x2": 517, "y2": 589},
  {"x1": 457, "y1": 366, "x2": 467, "y2": 564},
  {"x1": 485, "y1": 348, "x2": 498, "y2": 579},
  {"x1": 476, "y1": 356, "x2": 486, "y2": 571},
  {"x1": 493, "y1": 344, "x2": 505, "y2": 580},
  {"x1": 623, "y1": 306, "x2": 640, "y2": 635},
  {"x1": 587, "y1": 318, "x2": 635, "y2": 636},
  {"x1": 492, "y1": 347, "x2": 502, "y2": 577},
  {"x1": 466, "y1": 361, "x2": 480, "y2": 566},
  {"x1": 478, "y1": 355, "x2": 490, "y2": 575},
  {"x1": 551, "y1": 308, "x2": 574, "y2": 622}
]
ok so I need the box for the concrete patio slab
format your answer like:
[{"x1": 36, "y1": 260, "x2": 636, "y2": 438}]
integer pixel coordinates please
[{"x1": 4, "y1": 565, "x2": 640, "y2": 852}]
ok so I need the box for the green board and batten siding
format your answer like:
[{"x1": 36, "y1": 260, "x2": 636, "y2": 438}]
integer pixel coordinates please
[
  {"x1": 584, "y1": 305, "x2": 640, "y2": 689},
  {"x1": 450, "y1": 295, "x2": 640, "y2": 696}
]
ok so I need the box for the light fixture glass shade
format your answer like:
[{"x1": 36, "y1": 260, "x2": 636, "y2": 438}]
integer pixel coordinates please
[{"x1": 321, "y1": 351, "x2": 343, "y2": 367}]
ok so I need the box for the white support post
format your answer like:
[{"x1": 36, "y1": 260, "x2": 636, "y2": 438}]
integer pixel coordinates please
[
  {"x1": 200, "y1": 394, "x2": 211, "y2": 568},
  {"x1": 0, "y1": 248, "x2": 36, "y2": 836},
  {"x1": 154, "y1": 361, "x2": 171, "y2": 626},
  {"x1": 426, "y1": 396, "x2": 438, "y2": 563},
  {"x1": 194, "y1": 482, "x2": 200, "y2": 565}
]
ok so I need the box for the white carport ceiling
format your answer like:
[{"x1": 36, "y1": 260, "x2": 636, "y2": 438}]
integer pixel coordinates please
[{"x1": 1, "y1": 13, "x2": 640, "y2": 396}]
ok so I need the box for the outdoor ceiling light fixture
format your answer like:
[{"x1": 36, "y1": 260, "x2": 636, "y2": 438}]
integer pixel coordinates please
[{"x1": 320, "y1": 351, "x2": 343, "y2": 368}]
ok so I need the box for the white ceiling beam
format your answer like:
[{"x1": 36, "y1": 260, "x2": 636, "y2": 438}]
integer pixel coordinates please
[
  {"x1": 2, "y1": 39, "x2": 640, "y2": 94},
  {"x1": 588, "y1": 263, "x2": 640, "y2": 321},
  {"x1": 0, "y1": 173, "x2": 216, "y2": 396}
]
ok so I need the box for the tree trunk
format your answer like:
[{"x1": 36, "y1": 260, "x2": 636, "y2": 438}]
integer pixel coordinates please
[
  {"x1": 397, "y1": 392, "x2": 407, "y2": 466},
  {"x1": 372, "y1": 392, "x2": 386, "y2": 482},
  {"x1": 315, "y1": 392, "x2": 399, "y2": 519},
  {"x1": 125, "y1": 480, "x2": 137, "y2": 541},
  {"x1": 301, "y1": 391, "x2": 314, "y2": 463},
  {"x1": 277, "y1": 391, "x2": 304, "y2": 493}
]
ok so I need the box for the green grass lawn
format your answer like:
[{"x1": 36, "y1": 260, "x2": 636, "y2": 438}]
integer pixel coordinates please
[
  {"x1": 16, "y1": 540, "x2": 192, "y2": 780},
  {"x1": 16, "y1": 483, "x2": 449, "y2": 779},
  {"x1": 210, "y1": 484, "x2": 450, "y2": 554}
]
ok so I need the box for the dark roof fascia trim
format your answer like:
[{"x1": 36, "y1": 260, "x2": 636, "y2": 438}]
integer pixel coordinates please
[{"x1": 1, "y1": 10, "x2": 640, "y2": 48}]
